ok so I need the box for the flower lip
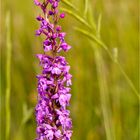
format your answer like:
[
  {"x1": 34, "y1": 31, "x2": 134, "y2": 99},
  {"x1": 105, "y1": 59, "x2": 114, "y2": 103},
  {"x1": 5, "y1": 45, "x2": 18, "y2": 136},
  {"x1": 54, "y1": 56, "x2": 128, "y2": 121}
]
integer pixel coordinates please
[{"x1": 60, "y1": 43, "x2": 71, "y2": 51}]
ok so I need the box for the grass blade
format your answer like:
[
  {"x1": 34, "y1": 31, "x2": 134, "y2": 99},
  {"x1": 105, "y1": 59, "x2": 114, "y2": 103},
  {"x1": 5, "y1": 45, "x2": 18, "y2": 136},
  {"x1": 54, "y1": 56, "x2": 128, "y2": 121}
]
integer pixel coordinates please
[
  {"x1": 60, "y1": 8, "x2": 93, "y2": 30},
  {"x1": 61, "y1": 0, "x2": 78, "y2": 11},
  {"x1": 94, "y1": 15, "x2": 115, "y2": 140},
  {"x1": 97, "y1": 13, "x2": 102, "y2": 38},
  {"x1": 84, "y1": 0, "x2": 88, "y2": 17},
  {"x1": 5, "y1": 11, "x2": 12, "y2": 140},
  {"x1": 94, "y1": 46, "x2": 114, "y2": 140},
  {"x1": 116, "y1": 62, "x2": 140, "y2": 99},
  {"x1": 87, "y1": 3, "x2": 96, "y2": 30}
]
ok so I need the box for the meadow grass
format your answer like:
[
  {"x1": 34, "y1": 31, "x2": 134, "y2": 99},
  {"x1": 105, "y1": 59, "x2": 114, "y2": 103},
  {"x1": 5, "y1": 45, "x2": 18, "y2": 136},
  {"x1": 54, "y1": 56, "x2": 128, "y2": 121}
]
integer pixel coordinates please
[{"x1": 0, "y1": 0, "x2": 139, "y2": 140}]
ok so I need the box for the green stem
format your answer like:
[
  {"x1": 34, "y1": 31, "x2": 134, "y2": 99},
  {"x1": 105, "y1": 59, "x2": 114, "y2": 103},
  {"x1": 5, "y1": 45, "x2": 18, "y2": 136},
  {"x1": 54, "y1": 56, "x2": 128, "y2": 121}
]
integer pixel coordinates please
[
  {"x1": 116, "y1": 61, "x2": 140, "y2": 99},
  {"x1": 95, "y1": 18, "x2": 115, "y2": 140},
  {"x1": 111, "y1": 62, "x2": 122, "y2": 140},
  {"x1": 5, "y1": 11, "x2": 11, "y2": 140},
  {"x1": 94, "y1": 46, "x2": 114, "y2": 140},
  {"x1": 84, "y1": 0, "x2": 88, "y2": 17}
]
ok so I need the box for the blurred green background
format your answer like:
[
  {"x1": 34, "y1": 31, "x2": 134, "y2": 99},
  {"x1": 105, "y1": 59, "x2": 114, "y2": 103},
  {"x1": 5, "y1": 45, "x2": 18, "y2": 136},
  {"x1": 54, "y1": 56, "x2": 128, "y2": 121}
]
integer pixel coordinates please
[{"x1": 0, "y1": 0, "x2": 139, "y2": 140}]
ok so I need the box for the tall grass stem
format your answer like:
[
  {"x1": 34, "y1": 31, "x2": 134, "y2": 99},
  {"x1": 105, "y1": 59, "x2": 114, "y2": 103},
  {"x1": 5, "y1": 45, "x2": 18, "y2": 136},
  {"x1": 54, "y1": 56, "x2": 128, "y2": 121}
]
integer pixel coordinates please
[
  {"x1": 5, "y1": 11, "x2": 11, "y2": 140},
  {"x1": 84, "y1": 0, "x2": 88, "y2": 17},
  {"x1": 94, "y1": 17, "x2": 115, "y2": 140},
  {"x1": 94, "y1": 47, "x2": 114, "y2": 140}
]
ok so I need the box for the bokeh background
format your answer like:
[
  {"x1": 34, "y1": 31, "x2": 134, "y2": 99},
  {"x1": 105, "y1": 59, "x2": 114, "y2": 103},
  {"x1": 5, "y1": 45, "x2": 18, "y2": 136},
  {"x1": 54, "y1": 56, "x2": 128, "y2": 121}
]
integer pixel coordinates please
[{"x1": 0, "y1": 0, "x2": 139, "y2": 140}]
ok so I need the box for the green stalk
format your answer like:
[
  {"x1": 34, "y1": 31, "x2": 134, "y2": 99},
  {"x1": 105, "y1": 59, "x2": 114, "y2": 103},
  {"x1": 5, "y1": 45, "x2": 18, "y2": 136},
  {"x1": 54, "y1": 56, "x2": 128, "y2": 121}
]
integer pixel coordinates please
[
  {"x1": 94, "y1": 16, "x2": 115, "y2": 140},
  {"x1": 112, "y1": 60, "x2": 122, "y2": 140},
  {"x1": 5, "y1": 11, "x2": 11, "y2": 140},
  {"x1": 94, "y1": 46, "x2": 114, "y2": 140},
  {"x1": 84, "y1": 0, "x2": 88, "y2": 17}
]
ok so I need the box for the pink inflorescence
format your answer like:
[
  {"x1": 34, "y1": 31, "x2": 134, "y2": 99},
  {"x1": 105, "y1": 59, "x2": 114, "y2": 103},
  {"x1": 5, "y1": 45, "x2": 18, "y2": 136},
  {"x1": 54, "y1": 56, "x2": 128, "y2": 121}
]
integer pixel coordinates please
[{"x1": 34, "y1": 0, "x2": 72, "y2": 140}]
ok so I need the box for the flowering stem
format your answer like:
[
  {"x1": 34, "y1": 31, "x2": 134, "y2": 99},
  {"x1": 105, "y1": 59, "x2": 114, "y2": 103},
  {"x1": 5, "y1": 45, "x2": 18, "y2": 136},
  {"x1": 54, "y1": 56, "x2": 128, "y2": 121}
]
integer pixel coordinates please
[{"x1": 34, "y1": 0, "x2": 72, "y2": 139}]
